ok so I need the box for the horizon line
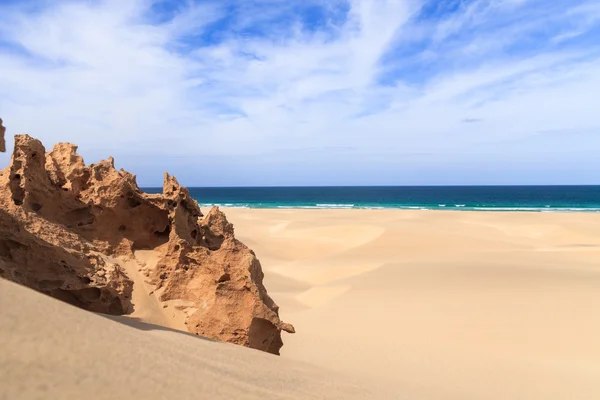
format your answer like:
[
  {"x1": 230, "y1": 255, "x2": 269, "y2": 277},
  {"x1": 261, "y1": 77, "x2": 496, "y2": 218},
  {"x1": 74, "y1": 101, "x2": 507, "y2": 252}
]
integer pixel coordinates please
[{"x1": 140, "y1": 184, "x2": 600, "y2": 189}]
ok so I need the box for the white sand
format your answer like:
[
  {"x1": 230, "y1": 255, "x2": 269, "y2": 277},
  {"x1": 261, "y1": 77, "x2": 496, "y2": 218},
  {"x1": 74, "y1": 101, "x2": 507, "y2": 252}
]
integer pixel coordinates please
[{"x1": 2, "y1": 209, "x2": 600, "y2": 399}]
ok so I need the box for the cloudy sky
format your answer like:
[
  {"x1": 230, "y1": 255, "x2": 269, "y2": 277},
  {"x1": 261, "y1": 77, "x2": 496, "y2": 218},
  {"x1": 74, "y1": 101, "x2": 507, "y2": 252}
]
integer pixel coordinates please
[{"x1": 1, "y1": 0, "x2": 599, "y2": 186}]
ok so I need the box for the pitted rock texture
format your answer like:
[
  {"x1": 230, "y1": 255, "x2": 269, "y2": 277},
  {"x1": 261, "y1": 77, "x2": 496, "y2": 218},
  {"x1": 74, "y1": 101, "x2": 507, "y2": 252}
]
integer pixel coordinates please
[
  {"x1": 0, "y1": 134, "x2": 293, "y2": 354},
  {"x1": 0, "y1": 208, "x2": 133, "y2": 314}
]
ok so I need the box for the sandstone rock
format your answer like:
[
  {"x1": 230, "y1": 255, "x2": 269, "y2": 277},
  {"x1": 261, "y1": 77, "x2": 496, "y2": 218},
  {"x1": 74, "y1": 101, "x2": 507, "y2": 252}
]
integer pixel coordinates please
[
  {"x1": 0, "y1": 118, "x2": 5, "y2": 152},
  {"x1": 152, "y1": 205, "x2": 295, "y2": 354},
  {"x1": 0, "y1": 134, "x2": 293, "y2": 354},
  {"x1": 1, "y1": 136, "x2": 133, "y2": 314},
  {"x1": 0, "y1": 210, "x2": 133, "y2": 314}
]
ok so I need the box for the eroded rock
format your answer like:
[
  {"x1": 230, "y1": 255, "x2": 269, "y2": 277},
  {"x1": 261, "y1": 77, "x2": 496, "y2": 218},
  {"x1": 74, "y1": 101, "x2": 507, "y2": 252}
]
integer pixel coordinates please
[
  {"x1": 0, "y1": 118, "x2": 5, "y2": 153},
  {"x1": 0, "y1": 209, "x2": 133, "y2": 315},
  {"x1": 0, "y1": 134, "x2": 293, "y2": 354},
  {"x1": 152, "y1": 204, "x2": 295, "y2": 353}
]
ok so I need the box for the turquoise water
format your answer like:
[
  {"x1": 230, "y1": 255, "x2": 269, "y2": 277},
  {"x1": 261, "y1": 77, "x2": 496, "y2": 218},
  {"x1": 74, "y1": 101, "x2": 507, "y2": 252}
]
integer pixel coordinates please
[{"x1": 141, "y1": 186, "x2": 600, "y2": 212}]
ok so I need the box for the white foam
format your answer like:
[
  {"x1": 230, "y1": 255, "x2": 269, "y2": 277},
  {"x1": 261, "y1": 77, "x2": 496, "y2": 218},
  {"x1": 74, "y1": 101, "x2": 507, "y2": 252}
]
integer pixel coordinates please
[
  {"x1": 471, "y1": 207, "x2": 600, "y2": 213},
  {"x1": 197, "y1": 203, "x2": 600, "y2": 212},
  {"x1": 277, "y1": 206, "x2": 320, "y2": 209},
  {"x1": 199, "y1": 203, "x2": 251, "y2": 209}
]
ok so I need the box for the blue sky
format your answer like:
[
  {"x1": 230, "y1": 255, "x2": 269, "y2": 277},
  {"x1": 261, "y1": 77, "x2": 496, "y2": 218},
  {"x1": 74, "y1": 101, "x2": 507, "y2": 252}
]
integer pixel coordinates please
[{"x1": 1, "y1": 0, "x2": 599, "y2": 186}]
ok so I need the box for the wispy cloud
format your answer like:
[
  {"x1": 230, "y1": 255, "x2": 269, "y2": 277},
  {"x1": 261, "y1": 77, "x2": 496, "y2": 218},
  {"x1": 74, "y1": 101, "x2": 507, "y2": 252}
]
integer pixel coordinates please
[
  {"x1": 0, "y1": 0, "x2": 599, "y2": 185},
  {"x1": 462, "y1": 118, "x2": 482, "y2": 124}
]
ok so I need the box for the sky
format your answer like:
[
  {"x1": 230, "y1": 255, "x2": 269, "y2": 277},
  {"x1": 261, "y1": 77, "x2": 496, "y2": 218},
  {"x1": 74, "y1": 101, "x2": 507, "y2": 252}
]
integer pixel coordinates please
[{"x1": 0, "y1": 0, "x2": 599, "y2": 186}]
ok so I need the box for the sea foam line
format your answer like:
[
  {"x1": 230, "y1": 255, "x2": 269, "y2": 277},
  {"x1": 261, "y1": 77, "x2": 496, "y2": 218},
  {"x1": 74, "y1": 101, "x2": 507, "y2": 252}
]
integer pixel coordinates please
[{"x1": 197, "y1": 203, "x2": 600, "y2": 212}]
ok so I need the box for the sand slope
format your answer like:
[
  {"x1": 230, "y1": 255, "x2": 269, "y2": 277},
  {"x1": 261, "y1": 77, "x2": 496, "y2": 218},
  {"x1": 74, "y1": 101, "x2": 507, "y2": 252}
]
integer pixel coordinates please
[
  {"x1": 3, "y1": 209, "x2": 600, "y2": 399},
  {"x1": 0, "y1": 279, "x2": 376, "y2": 400},
  {"x1": 226, "y1": 209, "x2": 600, "y2": 399}
]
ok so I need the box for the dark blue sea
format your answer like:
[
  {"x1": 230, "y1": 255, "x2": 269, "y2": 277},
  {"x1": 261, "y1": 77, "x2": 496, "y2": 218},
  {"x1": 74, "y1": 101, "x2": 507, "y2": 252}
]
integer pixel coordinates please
[{"x1": 141, "y1": 186, "x2": 600, "y2": 212}]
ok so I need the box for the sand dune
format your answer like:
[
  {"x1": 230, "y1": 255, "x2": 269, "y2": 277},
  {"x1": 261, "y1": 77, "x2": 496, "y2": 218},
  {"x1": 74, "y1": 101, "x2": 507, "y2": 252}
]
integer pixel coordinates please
[
  {"x1": 0, "y1": 279, "x2": 376, "y2": 399},
  {"x1": 225, "y1": 209, "x2": 600, "y2": 399},
  {"x1": 3, "y1": 208, "x2": 600, "y2": 399}
]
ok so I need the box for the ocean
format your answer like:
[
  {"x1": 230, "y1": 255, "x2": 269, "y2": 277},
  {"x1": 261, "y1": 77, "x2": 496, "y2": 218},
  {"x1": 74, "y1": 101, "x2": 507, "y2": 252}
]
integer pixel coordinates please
[{"x1": 141, "y1": 186, "x2": 600, "y2": 212}]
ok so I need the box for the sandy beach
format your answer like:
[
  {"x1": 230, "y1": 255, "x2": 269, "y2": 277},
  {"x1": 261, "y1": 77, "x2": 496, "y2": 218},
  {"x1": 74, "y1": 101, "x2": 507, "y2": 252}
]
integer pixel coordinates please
[
  {"x1": 2, "y1": 0, "x2": 598, "y2": 397},
  {"x1": 0, "y1": 278, "x2": 374, "y2": 400},
  {"x1": 224, "y1": 208, "x2": 600, "y2": 399},
  {"x1": 3, "y1": 208, "x2": 600, "y2": 399}
]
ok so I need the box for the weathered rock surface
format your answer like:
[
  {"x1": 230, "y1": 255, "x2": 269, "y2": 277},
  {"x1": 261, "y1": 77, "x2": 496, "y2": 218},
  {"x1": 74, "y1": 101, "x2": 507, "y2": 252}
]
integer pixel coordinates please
[
  {"x1": 0, "y1": 118, "x2": 5, "y2": 152},
  {"x1": 0, "y1": 134, "x2": 293, "y2": 354},
  {"x1": 0, "y1": 208, "x2": 133, "y2": 314}
]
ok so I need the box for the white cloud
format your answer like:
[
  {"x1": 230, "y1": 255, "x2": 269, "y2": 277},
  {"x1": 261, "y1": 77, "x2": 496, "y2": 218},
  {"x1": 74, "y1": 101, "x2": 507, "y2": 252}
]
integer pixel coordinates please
[{"x1": 0, "y1": 0, "x2": 599, "y2": 185}]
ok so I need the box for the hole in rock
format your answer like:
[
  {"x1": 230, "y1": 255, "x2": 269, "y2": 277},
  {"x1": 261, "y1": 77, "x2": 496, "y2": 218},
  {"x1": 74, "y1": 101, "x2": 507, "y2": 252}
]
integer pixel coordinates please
[
  {"x1": 12, "y1": 174, "x2": 21, "y2": 181},
  {"x1": 65, "y1": 207, "x2": 95, "y2": 227},
  {"x1": 74, "y1": 287, "x2": 102, "y2": 303},
  {"x1": 118, "y1": 225, "x2": 126, "y2": 232},
  {"x1": 126, "y1": 196, "x2": 142, "y2": 208},
  {"x1": 0, "y1": 239, "x2": 25, "y2": 261},
  {"x1": 154, "y1": 224, "x2": 171, "y2": 239},
  {"x1": 191, "y1": 229, "x2": 198, "y2": 239},
  {"x1": 108, "y1": 297, "x2": 125, "y2": 314},
  {"x1": 31, "y1": 203, "x2": 42, "y2": 212}
]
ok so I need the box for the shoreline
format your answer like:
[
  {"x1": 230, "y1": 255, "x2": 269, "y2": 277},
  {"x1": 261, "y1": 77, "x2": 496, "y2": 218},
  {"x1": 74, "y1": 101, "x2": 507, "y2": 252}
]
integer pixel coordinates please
[
  {"x1": 215, "y1": 205, "x2": 600, "y2": 213},
  {"x1": 137, "y1": 186, "x2": 600, "y2": 213}
]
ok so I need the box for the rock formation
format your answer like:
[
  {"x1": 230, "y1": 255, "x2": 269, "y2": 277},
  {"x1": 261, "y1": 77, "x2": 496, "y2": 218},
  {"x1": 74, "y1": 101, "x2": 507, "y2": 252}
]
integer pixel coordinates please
[
  {"x1": 0, "y1": 208, "x2": 133, "y2": 314},
  {"x1": 0, "y1": 118, "x2": 5, "y2": 153},
  {"x1": 0, "y1": 134, "x2": 293, "y2": 354}
]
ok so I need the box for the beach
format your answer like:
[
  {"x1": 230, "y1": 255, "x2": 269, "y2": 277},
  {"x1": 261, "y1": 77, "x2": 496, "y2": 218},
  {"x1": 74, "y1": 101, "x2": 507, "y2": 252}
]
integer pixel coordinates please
[
  {"x1": 3, "y1": 208, "x2": 600, "y2": 399},
  {"x1": 2, "y1": 0, "x2": 598, "y2": 397},
  {"x1": 224, "y1": 208, "x2": 600, "y2": 398},
  {"x1": 0, "y1": 278, "x2": 373, "y2": 400}
]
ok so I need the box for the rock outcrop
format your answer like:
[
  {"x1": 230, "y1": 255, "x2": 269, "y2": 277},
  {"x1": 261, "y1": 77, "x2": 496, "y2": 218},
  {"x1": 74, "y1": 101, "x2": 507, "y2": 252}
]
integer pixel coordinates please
[
  {"x1": 0, "y1": 208, "x2": 133, "y2": 314},
  {"x1": 0, "y1": 134, "x2": 293, "y2": 354},
  {"x1": 0, "y1": 118, "x2": 5, "y2": 152}
]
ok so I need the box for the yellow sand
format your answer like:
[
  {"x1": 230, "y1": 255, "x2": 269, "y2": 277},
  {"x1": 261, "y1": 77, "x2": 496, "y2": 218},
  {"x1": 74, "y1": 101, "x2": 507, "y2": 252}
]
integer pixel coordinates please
[
  {"x1": 0, "y1": 278, "x2": 375, "y2": 399},
  {"x1": 225, "y1": 208, "x2": 600, "y2": 399},
  {"x1": 2, "y1": 209, "x2": 600, "y2": 399}
]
